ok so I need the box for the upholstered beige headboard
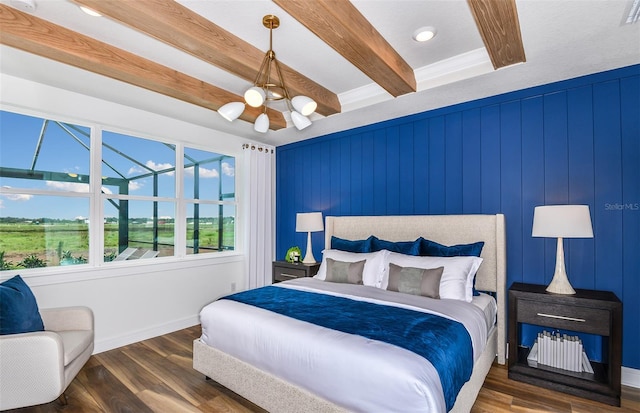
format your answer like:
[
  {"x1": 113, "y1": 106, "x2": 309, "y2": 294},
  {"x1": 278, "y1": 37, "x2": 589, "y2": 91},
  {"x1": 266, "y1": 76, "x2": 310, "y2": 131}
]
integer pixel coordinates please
[{"x1": 324, "y1": 214, "x2": 507, "y2": 364}]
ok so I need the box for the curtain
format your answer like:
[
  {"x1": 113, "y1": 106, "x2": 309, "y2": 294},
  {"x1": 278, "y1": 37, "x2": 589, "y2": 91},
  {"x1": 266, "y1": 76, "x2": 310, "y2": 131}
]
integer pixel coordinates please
[{"x1": 244, "y1": 143, "x2": 275, "y2": 289}]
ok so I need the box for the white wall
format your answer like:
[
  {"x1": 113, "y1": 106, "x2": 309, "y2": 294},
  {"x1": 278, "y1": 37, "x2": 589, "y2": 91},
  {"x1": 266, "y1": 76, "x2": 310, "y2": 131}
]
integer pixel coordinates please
[
  {"x1": 29, "y1": 257, "x2": 245, "y2": 353},
  {"x1": 1, "y1": 74, "x2": 255, "y2": 353}
]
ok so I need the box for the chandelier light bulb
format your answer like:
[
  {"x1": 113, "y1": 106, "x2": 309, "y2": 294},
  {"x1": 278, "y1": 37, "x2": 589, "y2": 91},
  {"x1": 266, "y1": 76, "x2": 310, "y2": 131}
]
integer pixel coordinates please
[
  {"x1": 254, "y1": 113, "x2": 270, "y2": 133},
  {"x1": 245, "y1": 87, "x2": 266, "y2": 107},
  {"x1": 218, "y1": 102, "x2": 245, "y2": 122},
  {"x1": 291, "y1": 111, "x2": 312, "y2": 130},
  {"x1": 291, "y1": 96, "x2": 317, "y2": 116}
]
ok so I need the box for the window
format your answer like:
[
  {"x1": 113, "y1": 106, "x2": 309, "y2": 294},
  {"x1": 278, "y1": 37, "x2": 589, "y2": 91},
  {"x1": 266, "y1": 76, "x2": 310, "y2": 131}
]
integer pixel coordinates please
[
  {"x1": 101, "y1": 131, "x2": 177, "y2": 261},
  {"x1": 184, "y1": 147, "x2": 236, "y2": 255},
  {"x1": 0, "y1": 109, "x2": 237, "y2": 271},
  {"x1": 0, "y1": 111, "x2": 91, "y2": 269}
]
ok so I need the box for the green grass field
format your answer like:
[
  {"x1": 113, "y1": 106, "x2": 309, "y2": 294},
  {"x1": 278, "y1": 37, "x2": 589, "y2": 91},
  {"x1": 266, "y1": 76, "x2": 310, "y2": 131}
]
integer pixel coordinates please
[{"x1": 0, "y1": 221, "x2": 234, "y2": 269}]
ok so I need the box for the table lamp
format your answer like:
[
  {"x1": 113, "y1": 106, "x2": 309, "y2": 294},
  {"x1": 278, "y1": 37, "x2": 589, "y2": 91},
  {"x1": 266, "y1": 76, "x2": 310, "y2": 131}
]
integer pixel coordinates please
[
  {"x1": 532, "y1": 205, "x2": 594, "y2": 294},
  {"x1": 296, "y1": 212, "x2": 324, "y2": 264}
]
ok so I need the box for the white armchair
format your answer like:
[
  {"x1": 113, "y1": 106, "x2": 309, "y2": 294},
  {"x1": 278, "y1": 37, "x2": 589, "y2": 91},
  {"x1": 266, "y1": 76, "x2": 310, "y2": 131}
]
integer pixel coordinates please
[{"x1": 0, "y1": 306, "x2": 94, "y2": 410}]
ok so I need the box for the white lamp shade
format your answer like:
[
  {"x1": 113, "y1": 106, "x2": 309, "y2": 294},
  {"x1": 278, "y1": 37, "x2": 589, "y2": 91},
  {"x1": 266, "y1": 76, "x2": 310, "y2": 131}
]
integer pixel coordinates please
[
  {"x1": 291, "y1": 111, "x2": 312, "y2": 130},
  {"x1": 296, "y1": 212, "x2": 323, "y2": 232},
  {"x1": 218, "y1": 102, "x2": 245, "y2": 122},
  {"x1": 291, "y1": 95, "x2": 317, "y2": 116},
  {"x1": 532, "y1": 205, "x2": 594, "y2": 238},
  {"x1": 244, "y1": 87, "x2": 266, "y2": 107},
  {"x1": 254, "y1": 113, "x2": 270, "y2": 133}
]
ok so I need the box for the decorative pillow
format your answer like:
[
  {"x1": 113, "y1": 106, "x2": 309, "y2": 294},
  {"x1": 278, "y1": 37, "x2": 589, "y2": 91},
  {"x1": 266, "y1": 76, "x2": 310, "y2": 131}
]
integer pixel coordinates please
[
  {"x1": 330, "y1": 235, "x2": 374, "y2": 253},
  {"x1": 0, "y1": 275, "x2": 45, "y2": 335},
  {"x1": 325, "y1": 258, "x2": 365, "y2": 284},
  {"x1": 315, "y1": 249, "x2": 390, "y2": 288},
  {"x1": 387, "y1": 263, "x2": 443, "y2": 298},
  {"x1": 370, "y1": 236, "x2": 420, "y2": 255},
  {"x1": 418, "y1": 238, "x2": 484, "y2": 258},
  {"x1": 418, "y1": 238, "x2": 485, "y2": 295},
  {"x1": 384, "y1": 252, "x2": 483, "y2": 302}
]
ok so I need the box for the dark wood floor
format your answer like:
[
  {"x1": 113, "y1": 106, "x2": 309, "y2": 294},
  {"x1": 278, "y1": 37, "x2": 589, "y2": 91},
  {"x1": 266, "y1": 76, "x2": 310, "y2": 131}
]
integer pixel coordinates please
[{"x1": 5, "y1": 325, "x2": 639, "y2": 413}]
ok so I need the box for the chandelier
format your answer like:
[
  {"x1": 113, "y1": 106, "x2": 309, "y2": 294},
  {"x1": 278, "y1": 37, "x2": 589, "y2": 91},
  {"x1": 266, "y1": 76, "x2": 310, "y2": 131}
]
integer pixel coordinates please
[{"x1": 218, "y1": 15, "x2": 317, "y2": 133}]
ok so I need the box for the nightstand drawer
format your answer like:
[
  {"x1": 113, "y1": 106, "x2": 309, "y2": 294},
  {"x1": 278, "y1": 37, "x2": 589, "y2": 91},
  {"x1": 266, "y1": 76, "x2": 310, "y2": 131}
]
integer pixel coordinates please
[
  {"x1": 518, "y1": 299, "x2": 610, "y2": 336},
  {"x1": 274, "y1": 267, "x2": 307, "y2": 281}
]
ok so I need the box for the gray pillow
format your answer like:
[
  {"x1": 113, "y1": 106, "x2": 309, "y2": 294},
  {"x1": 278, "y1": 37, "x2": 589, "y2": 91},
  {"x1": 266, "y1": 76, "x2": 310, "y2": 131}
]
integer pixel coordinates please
[
  {"x1": 325, "y1": 258, "x2": 365, "y2": 284},
  {"x1": 387, "y1": 263, "x2": 444, "y2": 298}
]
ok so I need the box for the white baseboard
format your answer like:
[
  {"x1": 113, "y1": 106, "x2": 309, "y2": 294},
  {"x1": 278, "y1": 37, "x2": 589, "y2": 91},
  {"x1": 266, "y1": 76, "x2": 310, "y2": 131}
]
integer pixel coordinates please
[
  {"x1": 93, "y1": 315, "x2": 200, "y2": 354},
  {"x1": 623, "y1": 366, "x2": 640, "y2": 389}
]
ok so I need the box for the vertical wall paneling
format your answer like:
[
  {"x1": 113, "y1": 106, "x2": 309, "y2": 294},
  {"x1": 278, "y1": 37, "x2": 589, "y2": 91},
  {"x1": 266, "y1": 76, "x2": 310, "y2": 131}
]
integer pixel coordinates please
[
  {"x1": 428, "y1": 116, "x2": 446, "y2": 213},
  {"x1": 339, "y1": 138, "x2": 351, "y2": 215},
  {"x1": 399, "y1": 123, "x2": 415, "y2": 214},
  {"x1": 412, "y1": 119, "x2": 429, "y2": 213},
  {"x1": 461, "y1": 108, "x2": 482, "y2": 213},
  {"x1": 500, "y1": 100, "x2": 523, "y2": 281},
  {"x1": 361, "y1": 132, "x2": 375, "y2": 215},
  {"x1": 386, "y1": 126, "x2": 401, "y2": 214},
  {"x1": 329, "y1": 138, "x2": 342, "y2": 217},
  {"x1": 275, "y1": 65, "x2": 640, "y2": 368},
  {"x1": 479, "y1": 105, "x2": 501, "y2": 213},
  {"x1": 520, "y1": 96, "x2": 545, "y2": 285},
  {"x1": 373, "y1": 129, "x2": 387, "y2": 215},
  {"x1": 349, "y1": 134, "x2": 363, "y2": 216},
  {"x1": 593, "y1": 80, "x2": 624, "y2": 295},
  {"x1": 445, "y1": 113, "x2": 463, "y2": 213},
  {"x1": 319, "y1": 142, "x2": 331, "y2": 211},
  {"x1": 567, "y1": 86, "x2": 596, "y2": 289},
  {"x1": 620, "y1": 75, "x2": 640, "y2": 366}
]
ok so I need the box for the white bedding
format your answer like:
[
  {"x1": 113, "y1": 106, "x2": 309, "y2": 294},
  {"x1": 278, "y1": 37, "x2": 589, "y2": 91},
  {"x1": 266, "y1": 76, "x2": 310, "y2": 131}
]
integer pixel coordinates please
[{"x1": 199, "y1": 278, "x2": 495, "y2": 413}]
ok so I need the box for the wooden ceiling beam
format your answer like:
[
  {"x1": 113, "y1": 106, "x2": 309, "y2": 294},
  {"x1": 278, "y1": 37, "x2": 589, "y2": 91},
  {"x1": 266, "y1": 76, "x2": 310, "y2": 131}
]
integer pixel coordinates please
[
  {"x1": 0, "y1": 4, "x2": 287, "y2": 129},
  {"x1": 467, "y1": 0, "x2": 526, "y2": 69},
  {"x1": 273, "y1": 0, "x2": 416, "y2": 97},
  {"x1": 72, "y1": 0, "x2": 341, "y2": 117}
]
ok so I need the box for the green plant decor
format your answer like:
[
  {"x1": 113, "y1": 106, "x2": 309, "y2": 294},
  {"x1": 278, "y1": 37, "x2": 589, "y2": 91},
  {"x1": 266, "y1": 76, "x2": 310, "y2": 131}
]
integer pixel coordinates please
[
  {"x1": 20, "y1": 254, "x2": 47, "y2": 268},
  {"x1": 285, "y1": 246, "x2": 302, "y2": 263}
]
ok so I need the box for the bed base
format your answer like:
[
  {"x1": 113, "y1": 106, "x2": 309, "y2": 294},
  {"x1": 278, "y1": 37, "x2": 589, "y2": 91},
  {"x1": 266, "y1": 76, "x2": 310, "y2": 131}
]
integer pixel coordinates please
[{"x1": 193, "y1": 328, "x2": 497, "y2": 413}]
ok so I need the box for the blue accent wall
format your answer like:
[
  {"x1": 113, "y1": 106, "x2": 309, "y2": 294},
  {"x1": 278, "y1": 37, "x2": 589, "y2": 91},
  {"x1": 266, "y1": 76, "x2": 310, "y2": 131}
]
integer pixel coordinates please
[{"x1": 276, "y1": 65, "x2": 640, "y2": 369}]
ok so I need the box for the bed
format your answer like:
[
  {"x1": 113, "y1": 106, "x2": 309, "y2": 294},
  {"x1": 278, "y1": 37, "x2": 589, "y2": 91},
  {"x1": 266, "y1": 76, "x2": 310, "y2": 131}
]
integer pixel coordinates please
[{"x1": 194, "y1": 214, "x2": 506, "y2": 412}]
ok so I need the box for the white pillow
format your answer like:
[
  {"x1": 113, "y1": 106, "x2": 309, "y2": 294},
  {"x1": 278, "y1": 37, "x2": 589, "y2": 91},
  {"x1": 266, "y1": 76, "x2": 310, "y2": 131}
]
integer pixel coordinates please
[
  {"x1": 315, "y1": 249, "x2": 390, "y2": 288},
  {"x1": 384, "y1": 252, "x2": 483, "y2": 302}
]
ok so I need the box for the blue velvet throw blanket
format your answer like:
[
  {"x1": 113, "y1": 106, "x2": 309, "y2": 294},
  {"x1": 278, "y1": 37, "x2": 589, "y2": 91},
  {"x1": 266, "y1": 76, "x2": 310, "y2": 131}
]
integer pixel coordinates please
[{"x1": 223, "y1": 286, "x2": 473, "y2": 411}]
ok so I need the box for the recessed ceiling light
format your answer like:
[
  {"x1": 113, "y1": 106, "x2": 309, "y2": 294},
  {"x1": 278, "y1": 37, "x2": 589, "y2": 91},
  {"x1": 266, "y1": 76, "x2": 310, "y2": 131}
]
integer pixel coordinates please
[
  {"x1": 9, "y1": 0, "x2": 37, "y2": 11},
  {"x1": 413, "y1": 26, "x2": 437, "y2": 42},
  {"x1": 79, "y1": 5, "x2": 102, "y2": 17}
]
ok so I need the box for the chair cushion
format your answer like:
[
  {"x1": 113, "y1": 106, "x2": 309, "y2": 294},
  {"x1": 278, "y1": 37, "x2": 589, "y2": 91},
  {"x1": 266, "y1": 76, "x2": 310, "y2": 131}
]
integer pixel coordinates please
[
  {"x1": 0, "y1": 275, "x2": 44, "y2": 335},
  {"x1": 57, "y1": 330, "x2": 93, "y2": 366}
]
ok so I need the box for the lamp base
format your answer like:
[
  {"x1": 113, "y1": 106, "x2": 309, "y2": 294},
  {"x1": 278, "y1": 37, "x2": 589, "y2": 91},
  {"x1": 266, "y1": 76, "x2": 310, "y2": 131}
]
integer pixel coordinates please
[
  {"x1": 302, "y1": 231, "x2": 316, "y2": 264},
  {"x1": 546, "y1": 237, "x2": 576, "y2": 295}
]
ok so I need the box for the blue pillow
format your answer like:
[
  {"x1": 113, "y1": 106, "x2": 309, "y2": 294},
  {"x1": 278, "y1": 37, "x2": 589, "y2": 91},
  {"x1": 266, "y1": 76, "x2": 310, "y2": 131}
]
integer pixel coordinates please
[
  {"x1": 0, "y1": 275, "x2": 45, "y2": 335},
  {"x1": 418, "y1": 238, "x2": 484, "y2": 258},
  {"x1": 371, "y1": 236, "x2": 421, "y2": 255},
  {"x1": 331, "y1": 235, "x2": 374, "y2": 253},
  {"x1": 418, "y1": 238, "x2": 485, "y2": 295}
]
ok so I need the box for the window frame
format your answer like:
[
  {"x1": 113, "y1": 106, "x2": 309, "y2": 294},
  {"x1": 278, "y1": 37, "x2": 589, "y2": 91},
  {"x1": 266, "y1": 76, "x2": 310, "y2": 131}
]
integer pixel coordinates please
[{"x1": 0, "y1": 106, "x2": 241, "y2": 279}]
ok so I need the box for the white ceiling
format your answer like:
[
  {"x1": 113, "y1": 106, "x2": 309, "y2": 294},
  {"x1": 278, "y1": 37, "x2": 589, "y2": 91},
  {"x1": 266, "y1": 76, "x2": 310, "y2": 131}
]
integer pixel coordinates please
[{"x1": 1, "y1": 0, "x2": 639, "y2": 147}]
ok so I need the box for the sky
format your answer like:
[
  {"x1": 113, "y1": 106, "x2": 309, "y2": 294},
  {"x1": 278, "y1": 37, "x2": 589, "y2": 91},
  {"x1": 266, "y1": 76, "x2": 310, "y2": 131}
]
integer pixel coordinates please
[{"x1": 0, "y1": 110, "x2": 235, "y2": 220}]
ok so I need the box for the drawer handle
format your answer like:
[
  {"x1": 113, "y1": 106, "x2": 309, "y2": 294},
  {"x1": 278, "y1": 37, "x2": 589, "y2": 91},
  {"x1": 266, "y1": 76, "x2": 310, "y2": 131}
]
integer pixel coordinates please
[
  {"x1": 537, "y1": 313, "x2": 585, "y2": 322},
  {"x1": 280, "y1": 273, "x2": 297, "y2": 278}
]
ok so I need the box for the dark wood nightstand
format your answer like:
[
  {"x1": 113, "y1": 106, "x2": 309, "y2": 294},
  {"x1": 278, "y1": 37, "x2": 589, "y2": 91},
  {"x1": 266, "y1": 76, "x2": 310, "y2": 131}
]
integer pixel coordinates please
[
  {"x1": 508, "y1": 282, "x2": 622, "y2": 406},
  {"x1": 272, "y1": 261, "x2": 320, "y2": 283}
]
